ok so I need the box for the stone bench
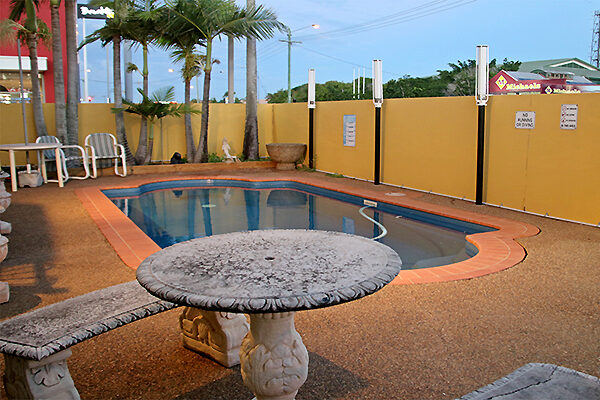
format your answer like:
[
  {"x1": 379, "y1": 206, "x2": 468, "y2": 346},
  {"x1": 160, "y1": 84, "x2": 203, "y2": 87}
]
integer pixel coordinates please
[{"x1": 0, "y1": 281, "x2": 177, "y2": 399}]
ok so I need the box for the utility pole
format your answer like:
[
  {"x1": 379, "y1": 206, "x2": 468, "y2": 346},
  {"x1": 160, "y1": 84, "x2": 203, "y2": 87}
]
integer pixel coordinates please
[
  {"x1": 591, "y1": 11, "x2": 600, "y2": 68},
  {"x1": 280, "y1": 28, "x2": 301, "y2": 103},
  {"x1": 475, "y1": 45, "x2": 489, "y2": 205}
]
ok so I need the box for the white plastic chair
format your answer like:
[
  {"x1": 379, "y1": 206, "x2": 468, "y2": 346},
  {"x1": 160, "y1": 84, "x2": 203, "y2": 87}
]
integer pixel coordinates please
[
  {"x1": 35, "y1": 136, "x2": 90, "y2": 182},
  {"x1": 84, "y1": 133, "x2": 127, "y2": 178}
]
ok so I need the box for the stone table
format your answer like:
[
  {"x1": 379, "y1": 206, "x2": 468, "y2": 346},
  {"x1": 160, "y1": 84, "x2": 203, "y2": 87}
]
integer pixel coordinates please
[{"x1": 137, "y1": 229, "x2": 401, "y2": 400}]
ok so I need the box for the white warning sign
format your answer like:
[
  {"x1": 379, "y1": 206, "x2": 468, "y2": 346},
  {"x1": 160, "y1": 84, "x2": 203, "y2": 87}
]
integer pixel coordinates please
[
  {"x1": 560, "y1": 104, "x2": 578, "y2": 130},
  {"x1": 515, "y1": 111, "x2": 536, "y2": 129}
]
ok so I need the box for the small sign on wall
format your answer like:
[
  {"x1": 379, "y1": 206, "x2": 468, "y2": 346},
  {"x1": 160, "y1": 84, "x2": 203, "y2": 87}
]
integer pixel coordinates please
[
  {"x1": 560, "y1": 104, "x2": 578, "y2": 130},
  {"x1": 343, "y1": 115, "x2": 356, "y2": 146},
  {"x1": 515, "y1": 111, "x2": 536, "y2": 129}
]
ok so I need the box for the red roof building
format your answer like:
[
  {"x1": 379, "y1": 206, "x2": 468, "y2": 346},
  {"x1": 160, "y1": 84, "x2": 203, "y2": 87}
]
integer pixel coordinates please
[
  {"x1": 490, "y1": 70, "x2": 600, "y2": 95},
  {"x1": 0, "y1": 3, "x2": 68, "y2": 104}
]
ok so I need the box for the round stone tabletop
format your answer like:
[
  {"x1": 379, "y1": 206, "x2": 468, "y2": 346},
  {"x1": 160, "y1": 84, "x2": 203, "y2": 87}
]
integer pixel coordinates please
[{"x1": 136, "y1": 230, "x2": 401, "y2": 313}]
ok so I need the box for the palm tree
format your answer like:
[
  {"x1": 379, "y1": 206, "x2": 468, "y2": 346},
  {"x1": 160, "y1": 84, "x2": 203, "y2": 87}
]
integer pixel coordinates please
[
  {"x1": 84, "y1": 0, "x2": 135, "y2": 163},
  {"x1": 1, "y1": 0, "x2": 50, "y2": 137},
  {"x1": 165, "y1": 0, "x2": 284, "y2": 163},
  {"x1": 243, "y1": 0, "x2": 258, "y2": 160},
  {"x1": 7, "y1": 0, "x2": 65, "y2": 141},
  {"x1": 124, "y1": 0, "x2": 163, "y2": 164},
  {"x1": 50, "y1": 0, "x2": 66, "y2": 143},
  {"x1": 119, "y1": 86, "x2": 200, "y2": 164},
  {"x1": 157, "y1": 2, "x2": 206, "y2": 160},
  {"x1": 167, "y1": 48, "x2": 202, "y2": 160},
  {"x1": 65, "y1": 0, "x2": 78, "y2": 145}
]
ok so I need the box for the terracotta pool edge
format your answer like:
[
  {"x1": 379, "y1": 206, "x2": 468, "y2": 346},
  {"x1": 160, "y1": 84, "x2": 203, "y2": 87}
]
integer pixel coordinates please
[{"x1": 75, "y1": 174, "x2": 540, "y2": 285}]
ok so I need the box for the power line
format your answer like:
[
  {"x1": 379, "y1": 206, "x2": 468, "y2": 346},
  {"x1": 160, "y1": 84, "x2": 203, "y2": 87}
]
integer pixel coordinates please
[
  {"x1": 295, "y1": 0, "x2": 476, "y2": 42},
  {"x1": 295, "y1": 45, "x2": 403, "y2": 78}
]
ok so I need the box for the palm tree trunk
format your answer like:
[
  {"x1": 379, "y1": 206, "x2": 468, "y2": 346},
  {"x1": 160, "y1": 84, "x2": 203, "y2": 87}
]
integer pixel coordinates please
[
  {"x1": 26, "y1": 32, "x2": 48, "y2": 137},
  {"x1": 193, "y1": 40, "x2": 212, "y2": 163},
  {"x1": 113, "y1": 35, "x2": 135, "y2": 164},
  {"x1": 135, "y1": 43, "x2": 150, "y2": 164},
  {"x1": 194, "y1": 69, "x2": 210, "y2": 163},
  {"x1": 243, "y1": 5, "x2": 259, "y2": 160},
  {"x1": 65, "y1": 0, "x2": 78, "y2": 145},
  {"x1": 50, "y1": 1, "x2": 66, "y2": 143},
  {"x1": 184, "y1": 77, "x2": 194, "y2": 160},
  {"x1": 143, "y1": 120, "x2": 154, "y2": 165}
]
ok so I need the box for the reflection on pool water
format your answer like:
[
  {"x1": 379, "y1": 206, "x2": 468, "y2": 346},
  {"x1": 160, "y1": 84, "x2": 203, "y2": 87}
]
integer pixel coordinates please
[{"x1": 105, "y1": 180, "x2": 495, "y2": 270}]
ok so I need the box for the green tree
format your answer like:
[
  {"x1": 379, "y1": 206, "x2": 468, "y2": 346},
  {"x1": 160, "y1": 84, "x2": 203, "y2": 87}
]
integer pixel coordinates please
[
  {"x1": 49, "y1": 0, "x2": 66, "y2": 142},
  {"x1": 1, "y1": 0, "x2": 49, "y2": 137},
  {"x1": 65, "y1": 0, "x2": 79, "y2": 145},
  {"x1": 13, "y1": 0, "x2": 67, "y2": 140},
  {"x1": 446, "y1": 59, "x2": 476, "y2": 96},
  {"x1": 157, "y1": 1, "x2": 206, "y2": 160},
  {"x1": 267, "y1": 80, "x2": 363, "y2": 103},
  {"x1": 384, "y1": 75, "x2": 449, "y2": 98},
  {"x1": 444, "y1": 58, "x2": 521, "y2": 97},
  {"x1": 123, "y1": 0, "x2": 164, "y2": 164},
  {"x1": 119, "y1": 86, "x2": 200, "y2": 164},
  {"x1": 83, "y1": 0, "x2": 136, "y2": 163},
  {"x1": 242, "y1": 0, "x2": 259, "y2": 160},
  {"x1": 496, "y1": 58, "x2": 521, "y2": 73},
  {"x1": 166, "y1": 0, "x2": 284, "y2": 163}
]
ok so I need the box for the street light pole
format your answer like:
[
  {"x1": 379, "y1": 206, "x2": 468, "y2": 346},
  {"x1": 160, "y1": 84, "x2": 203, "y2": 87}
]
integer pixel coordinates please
[
  {"x1": 280, "y1": 24, "x2": 319, "y2": 103},
  {"x1": 287, "y1": 29, "x2": 291, "y2": 103},
  {"x1": 475, "y1": 45, "x2": 489, "y2": 205}
]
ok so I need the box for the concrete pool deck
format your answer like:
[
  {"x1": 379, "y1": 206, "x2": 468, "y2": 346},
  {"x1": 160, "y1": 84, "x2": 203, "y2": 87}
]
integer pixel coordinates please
[{"x1": 0, "y1": 167, "x2": 598, "y2": 399}]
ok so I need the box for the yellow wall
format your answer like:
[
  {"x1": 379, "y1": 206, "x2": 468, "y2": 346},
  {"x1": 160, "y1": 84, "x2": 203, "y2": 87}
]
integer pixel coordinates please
[
  {"x1": 312, "y1": 99, "x2": 374, "y2": 180},
  {"x1": 1, "y1": 94, "x2": 599, "y2": 225},
  {"x1": 382, "y1": 96, "x2": 477, "y2": 198},
  {"x1": 485, "y1": 93, "x2": 600, "y2": 225}
]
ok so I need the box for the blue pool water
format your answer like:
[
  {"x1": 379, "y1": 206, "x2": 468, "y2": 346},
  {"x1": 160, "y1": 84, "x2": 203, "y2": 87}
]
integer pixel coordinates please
[{"x1": 104, "y1": 180, "x2": 495, "y2": 270}]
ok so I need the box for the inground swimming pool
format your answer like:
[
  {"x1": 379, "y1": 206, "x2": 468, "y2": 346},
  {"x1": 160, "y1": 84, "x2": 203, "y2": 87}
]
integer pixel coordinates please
[{"x1": 104, "y1": 179, "x2": 495, "y2": 270}]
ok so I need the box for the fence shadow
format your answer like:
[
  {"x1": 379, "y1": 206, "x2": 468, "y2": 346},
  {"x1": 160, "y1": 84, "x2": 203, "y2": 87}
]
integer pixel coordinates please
[{"x1": 0, "y1": 202, "x2": 67, "y2": 319}]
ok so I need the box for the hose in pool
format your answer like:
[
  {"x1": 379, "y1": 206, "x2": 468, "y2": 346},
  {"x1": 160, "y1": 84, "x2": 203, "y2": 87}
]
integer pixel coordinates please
[{"x1": 358, "y1": 206, "x2": 388, "y2": 241}]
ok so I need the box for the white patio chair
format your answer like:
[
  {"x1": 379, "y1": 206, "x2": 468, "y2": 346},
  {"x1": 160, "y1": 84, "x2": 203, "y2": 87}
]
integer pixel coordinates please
[
  {"x1": 35, "y1": 136, "x2": 90, "y2": 183},
  {"x1": 84, "y1": 133, "x2": 127, "y2": 178}
]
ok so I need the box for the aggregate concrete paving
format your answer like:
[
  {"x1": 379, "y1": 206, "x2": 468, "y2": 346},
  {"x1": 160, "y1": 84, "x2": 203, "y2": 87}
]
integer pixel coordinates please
[{"x1": 0, "y1": 168, "x2": 598, "y2": 400}]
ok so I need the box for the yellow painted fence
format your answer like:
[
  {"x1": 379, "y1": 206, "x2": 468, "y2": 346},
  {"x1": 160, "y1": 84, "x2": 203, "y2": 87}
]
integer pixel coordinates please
[{"x1": 1, "y1": 93, "x2": 598, "y2": 225}]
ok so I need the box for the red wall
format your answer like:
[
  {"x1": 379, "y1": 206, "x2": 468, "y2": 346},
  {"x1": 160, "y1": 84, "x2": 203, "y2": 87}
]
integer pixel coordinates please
[{"x1": 0, "y1": 3, "x2": 69, "y2": 103}]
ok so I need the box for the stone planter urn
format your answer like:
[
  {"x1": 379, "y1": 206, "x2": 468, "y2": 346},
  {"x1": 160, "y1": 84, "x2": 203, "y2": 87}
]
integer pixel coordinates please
[
  {"x1": 266, "y1": 143, "x2": 307, "y2": 171},
  {"x1": 0, "y1": 235, "x2": 7, "y2": 264},
  {"x1": 0, "y1": 234, "x2": 8, "y2": 303},
  {"x1": 0, "y1": 171, "x2": 11, "y2": 234},
  {"x1": 0, "y1": 171, "x2": 10, "y2": 211}
]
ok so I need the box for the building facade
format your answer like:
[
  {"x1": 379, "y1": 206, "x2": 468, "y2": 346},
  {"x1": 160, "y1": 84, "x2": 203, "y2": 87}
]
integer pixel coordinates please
[
  {"x1": 490, "y1": 58, "x2": 600, "y2": 95},
  {"x1": 0, "y1": 3, "x2": 68, "y2": 104}
]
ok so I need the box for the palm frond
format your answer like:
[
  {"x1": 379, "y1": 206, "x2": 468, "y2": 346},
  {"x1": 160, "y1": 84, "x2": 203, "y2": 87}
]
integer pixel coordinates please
[
  {"x1": 8, "y1": 0, "x2": 41, "y2": 22},
  {"x1": 164, "y1": 0, "x2": 283, "y2": 42},
  {"x1": 151, "y1": 86, "x2": 176, "y2": 103},
  {"x1": 0, "y1": 19, "x2": 22, "y2": 46}
]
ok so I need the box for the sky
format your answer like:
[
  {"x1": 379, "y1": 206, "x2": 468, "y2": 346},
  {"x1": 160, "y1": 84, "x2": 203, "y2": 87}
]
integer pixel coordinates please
[{"x1": 79, "y1": 0, "x2": 600, "y2": 103}]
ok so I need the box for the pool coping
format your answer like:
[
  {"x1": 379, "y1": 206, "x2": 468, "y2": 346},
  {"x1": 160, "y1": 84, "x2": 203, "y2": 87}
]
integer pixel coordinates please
[{"x1": 75, "y1": 174, "x2": 540, "y2": 285}]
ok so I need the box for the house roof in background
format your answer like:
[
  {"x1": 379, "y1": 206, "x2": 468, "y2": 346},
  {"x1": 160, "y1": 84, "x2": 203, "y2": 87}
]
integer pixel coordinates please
[{"x1": 518, "y1": 58, "x2": 600, "y2": 82}]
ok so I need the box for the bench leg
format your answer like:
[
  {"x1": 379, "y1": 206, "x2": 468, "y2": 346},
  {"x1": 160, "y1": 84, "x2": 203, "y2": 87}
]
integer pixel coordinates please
[
  {"x1": 3, "y1": 349, "x2": 80, "y2": 400},
  {"x1": 179, "y1": 307, "x2": 249, "y2": 368}
]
